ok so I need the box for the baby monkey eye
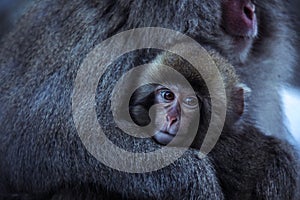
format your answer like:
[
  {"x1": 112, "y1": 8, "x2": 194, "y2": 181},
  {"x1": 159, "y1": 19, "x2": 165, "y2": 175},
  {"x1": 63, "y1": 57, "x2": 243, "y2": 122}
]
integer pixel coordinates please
[
  {"x1": 160, "y1": 90, "x2": 175, "y2": 101},
  {"x1": 183, "y1": 96, "x2": 198, "y2": 107}
]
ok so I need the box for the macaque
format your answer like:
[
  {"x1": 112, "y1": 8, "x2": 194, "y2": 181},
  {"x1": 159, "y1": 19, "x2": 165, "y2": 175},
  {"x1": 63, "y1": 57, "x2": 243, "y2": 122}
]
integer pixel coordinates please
[
  {"x1": 129, "y1": 83, "x2": 200, "y2": 146},
  {"x1": 0, "y1": 0, "x2": 298, "y2": 199},
  {"x1": 128, "y1": 51, "x2": 299, "y2": 199}
]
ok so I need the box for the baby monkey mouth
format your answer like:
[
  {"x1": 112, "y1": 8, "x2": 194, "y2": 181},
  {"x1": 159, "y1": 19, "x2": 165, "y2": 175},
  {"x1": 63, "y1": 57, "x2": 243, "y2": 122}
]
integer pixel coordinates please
[
  {"x1": 153, "y1": 130, "x2": 188, "y2": 146},
  {"x1": 153, "y1": 131, "x2": 175, "y2": 145}
]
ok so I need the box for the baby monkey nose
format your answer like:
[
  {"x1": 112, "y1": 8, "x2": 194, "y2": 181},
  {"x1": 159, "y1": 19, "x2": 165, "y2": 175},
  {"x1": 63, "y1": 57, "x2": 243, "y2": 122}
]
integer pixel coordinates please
[{"x1": 167, "y1": 115, "x2": 178, "y2": 126}]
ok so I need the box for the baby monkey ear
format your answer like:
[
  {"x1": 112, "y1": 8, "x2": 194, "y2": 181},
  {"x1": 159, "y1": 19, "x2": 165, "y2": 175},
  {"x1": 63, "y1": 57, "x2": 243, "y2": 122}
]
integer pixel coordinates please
[{"x1": 232, "y1": 83, "x2": 251, "y2": 117}]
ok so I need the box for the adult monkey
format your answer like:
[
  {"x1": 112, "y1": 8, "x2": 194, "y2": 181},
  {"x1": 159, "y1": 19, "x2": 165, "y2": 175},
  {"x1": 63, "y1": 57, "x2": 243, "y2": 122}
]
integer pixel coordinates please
[
  {"x1": 0, "y1": 0, "x2": 297, "y2": 199},
  {"x1": 1, "y1": 0, "x2": 296, "y2": 141}
]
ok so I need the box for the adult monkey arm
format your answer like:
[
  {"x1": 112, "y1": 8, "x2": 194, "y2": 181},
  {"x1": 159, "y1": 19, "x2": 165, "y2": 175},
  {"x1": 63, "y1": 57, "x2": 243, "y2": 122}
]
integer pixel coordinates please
[{"x1": 0, "y1": 2, "x2": 226, "y2": 198}]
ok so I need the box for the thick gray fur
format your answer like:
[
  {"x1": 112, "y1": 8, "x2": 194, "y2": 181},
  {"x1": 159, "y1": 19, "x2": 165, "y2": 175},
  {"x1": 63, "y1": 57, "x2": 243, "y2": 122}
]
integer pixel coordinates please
[{"x1": 0, "y1": 0, "x2": 298, "y2": 199}]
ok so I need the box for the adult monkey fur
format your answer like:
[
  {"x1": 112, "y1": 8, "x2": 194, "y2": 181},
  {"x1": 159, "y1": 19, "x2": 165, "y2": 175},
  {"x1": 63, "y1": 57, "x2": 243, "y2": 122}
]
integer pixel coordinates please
[
  {"x1": 0, "y1": 0, "x2": 298, "y2": 199},
  {"x1": 0, "y1": 0, "x2": 297, "y2": 141}
]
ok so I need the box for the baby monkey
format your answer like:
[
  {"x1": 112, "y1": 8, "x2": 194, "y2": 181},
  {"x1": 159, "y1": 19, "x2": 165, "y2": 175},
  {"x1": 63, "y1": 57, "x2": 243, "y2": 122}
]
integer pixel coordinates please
[
  {"x1": 129, "y1": 51, "x2": 245, "y2": 148},
  {"x1": 129, "y1": 80, "x2": 201, "y2": 147},
  {"x1": 129, "y1": 51, "x2": 299, "y2": 199}
]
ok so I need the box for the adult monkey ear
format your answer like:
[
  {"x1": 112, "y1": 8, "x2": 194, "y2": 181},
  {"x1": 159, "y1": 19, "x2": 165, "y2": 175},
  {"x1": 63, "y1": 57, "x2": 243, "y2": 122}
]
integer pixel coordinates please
[{"x1": 231, "y1": 83, "x2": 251, "y2": 117}]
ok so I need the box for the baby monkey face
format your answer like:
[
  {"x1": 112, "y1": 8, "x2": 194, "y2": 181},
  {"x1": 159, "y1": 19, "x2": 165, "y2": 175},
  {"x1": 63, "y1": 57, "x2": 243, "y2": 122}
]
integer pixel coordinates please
[{"x1": 151, "y1": 85, "x2": 200, "y2": 146}]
